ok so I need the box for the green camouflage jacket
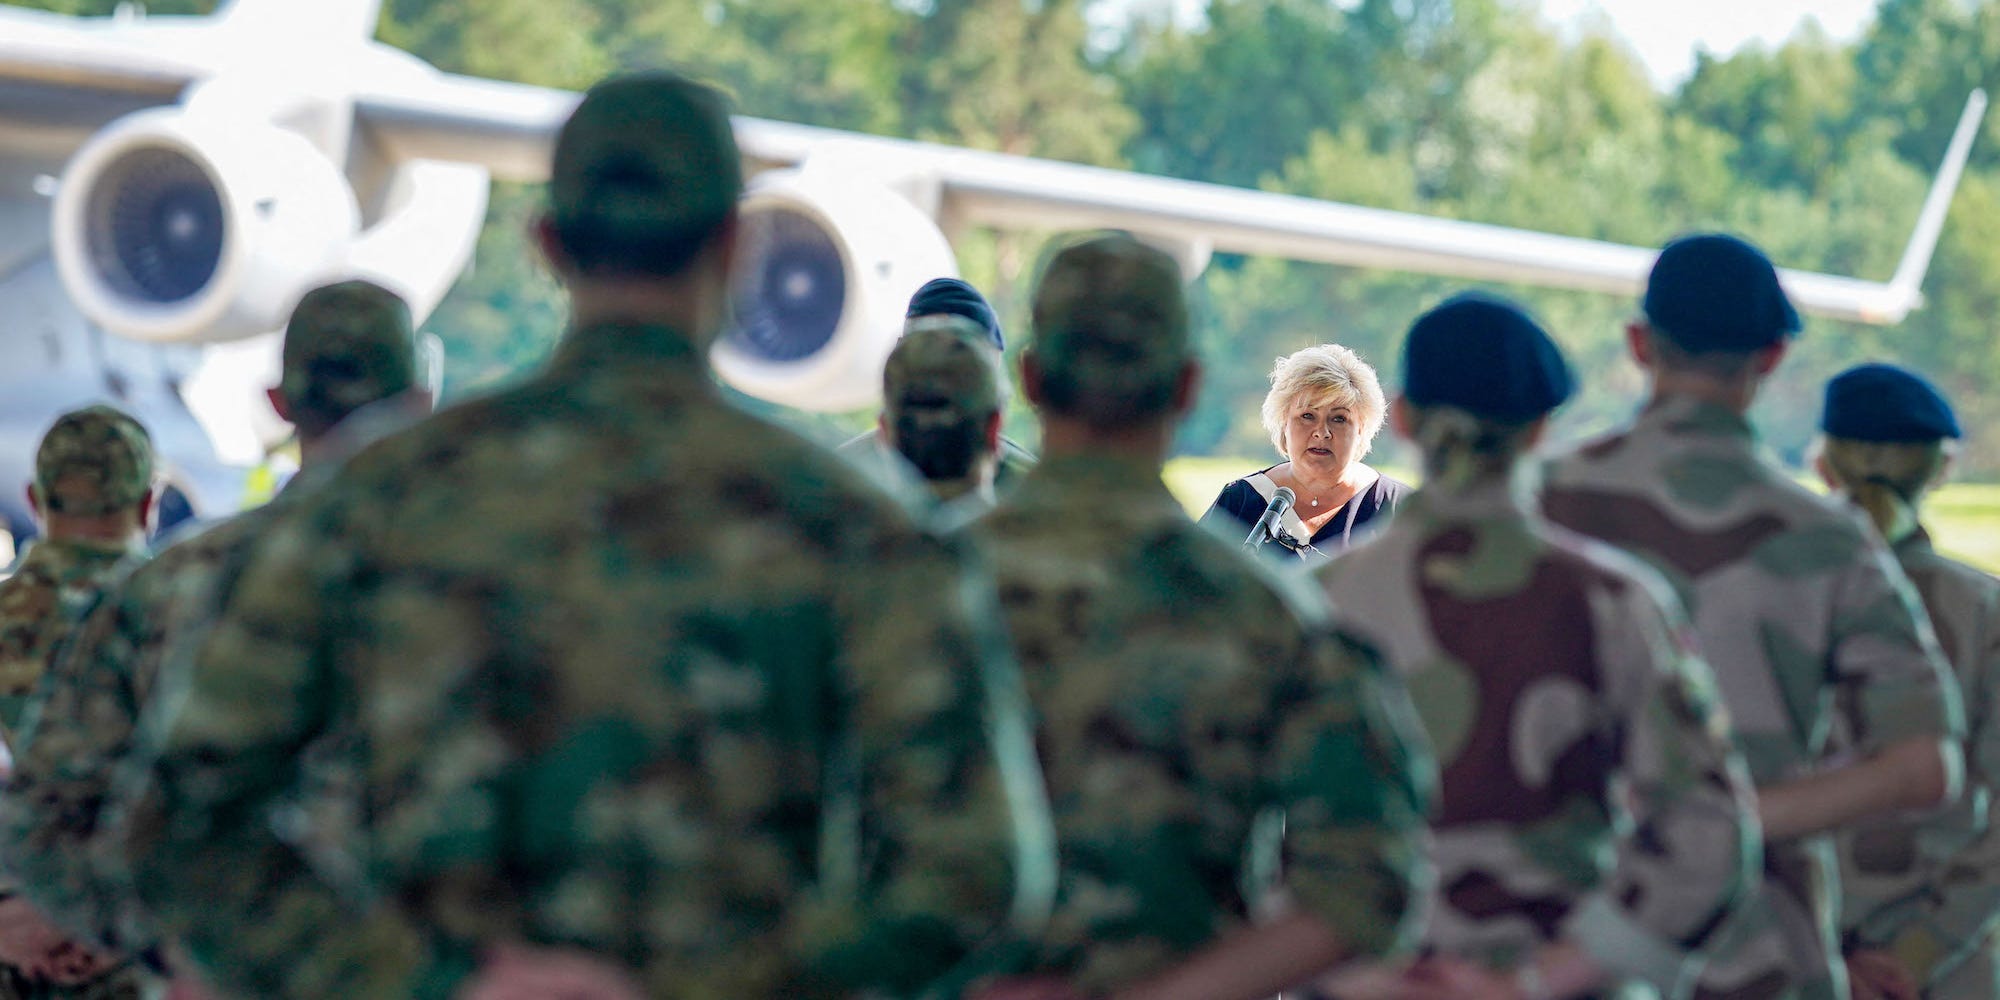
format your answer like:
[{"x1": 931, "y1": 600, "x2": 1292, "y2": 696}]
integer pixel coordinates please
[
  {"x1": 1839, "y1": 527, "x2": 2000, "y2": 988},
  {"x1": 0, "y1": 540, "x2": 147, "y2": 736},
  {"x1": 1, "y1": 398, "x2": 426, "y2": 968},
  {"x1": 1543, "y1": 394, "x2": 1963, "y2": 1000},
  {"x1": 1318, "y1": 478, "x2": 1760, "y2": 995},
  {"x1": 965, "y1": 453, "x2": 1435, "y2": 996},
  {"x1": 1, "y1": 504, "x2": 280, "y2": 962},
  {"x1": 0, "y1": 537, "x2": 150, "y2": 999},
  {"x1": 124, "y1": 321, "x2": 1055, "y2": 1000}
]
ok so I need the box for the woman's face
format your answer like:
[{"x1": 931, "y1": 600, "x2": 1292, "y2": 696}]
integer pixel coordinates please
[{"x1": 1284, "y1": 394, "x2": 1367, "y2": 480}]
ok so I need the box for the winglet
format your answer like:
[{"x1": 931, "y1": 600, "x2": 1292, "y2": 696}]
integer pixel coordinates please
[{"x1": 1884, "y1": 89, "x2": 1988, "y2": 313}]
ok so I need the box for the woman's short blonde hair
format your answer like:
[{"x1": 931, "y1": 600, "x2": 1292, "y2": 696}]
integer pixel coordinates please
[{"x1": 1260, "y1": 344, "x2": 1388, "y2": 457}]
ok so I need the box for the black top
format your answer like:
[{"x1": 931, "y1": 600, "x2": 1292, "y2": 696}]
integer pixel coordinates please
[{"x1": 1199, "y1": 467, "x2": 1411, "y2": 561}]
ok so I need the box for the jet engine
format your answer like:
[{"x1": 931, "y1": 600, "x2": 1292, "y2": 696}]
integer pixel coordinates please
[
  {"x1": 51, "y1": 107, "x2": 360, "y2": 343},
  {"x1": 716, "y1": 169, "x2": 958, "y2": 412}
]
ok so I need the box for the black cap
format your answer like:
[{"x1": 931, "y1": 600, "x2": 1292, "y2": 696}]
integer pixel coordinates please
[
  {"x1": 1402, "y1": 292, "x2": 1574, "y2": 422},
  {"x1": 1821, "y1": 363, "x2": 1962, "y2": 443},
  {"x1": 907, "y1": 277, "x2": 1003, "y2": 351},
  {"x1": 1642, "y1": 233, "x2": 1802, "y2": 352}
]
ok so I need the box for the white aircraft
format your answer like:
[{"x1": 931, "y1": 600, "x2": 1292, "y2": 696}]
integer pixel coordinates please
[{"x1": 0, "y1": 0, "x2": 1987, "y2": 541}]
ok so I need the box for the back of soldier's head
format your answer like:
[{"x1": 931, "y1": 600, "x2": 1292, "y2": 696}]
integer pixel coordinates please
[
  {"x1": 1400, "y1": 292, "x2": 1573, "y2": 483},
  {"x1": 281, "y1": 280, "x2": 419, "y2": 439},
  {"x1": 33, "y1": 405, "x2": 153, "y2": 517},
  {"x1": 548, "y1": 72, "x2": 743, "y2": 279},
  {"x1": 1641, "y1": 233, "x2": 1800, "y2": 373},
  {"x1": 1029, "y1": 234, "x2": 1190, "y2": 428},
  {"x1": 883, "y1": 315, "x2": 1005, "y2": 483}
]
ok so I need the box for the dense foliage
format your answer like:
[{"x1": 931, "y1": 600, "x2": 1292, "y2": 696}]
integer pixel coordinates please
[{"x1": 26, "y1": 0, "x2": 2000, "y2": 471}]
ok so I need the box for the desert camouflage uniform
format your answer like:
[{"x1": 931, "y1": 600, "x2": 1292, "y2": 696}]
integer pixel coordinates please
[
  {"x1": 124, "y1": 321, "x2": 1054, "y2": 1000},
  {"x1": 1838, "y1": 527, "x2": 2000, "y2": 999},
  {"x1": 1542, "y1": 395, "x2": 1963, "y2": 1000},
  {"x1": 965, "y1": 453, "x2": 1435, "y2": 996},
  {"x1": 1318, "y1": 477, "x2": 1760, "y2": 996}
]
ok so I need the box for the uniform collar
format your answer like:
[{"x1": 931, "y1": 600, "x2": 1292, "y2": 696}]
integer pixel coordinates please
[
  {"x1": 1398, "y1": 472, "x2": 1537, "y2": 528},
  {"x1": 1892, "y1": 523, "x2": 1938, "y2": 559},
  {"x1": 545, "y1": 320, "x2": 711, "y2": 389},
  {"x1": 1635, "y1": 393, "x2": 1757, "y2": 443},
  {"x1": 1009, "y1": 452, "x2": 1183, "y2": 515},
  {"x1": 17, "y1": 535, "x2": 148, "y2": 566}
]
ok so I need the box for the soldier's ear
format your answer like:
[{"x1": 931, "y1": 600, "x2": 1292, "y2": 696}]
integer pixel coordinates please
[
  {"x1": 1389, "y1": 396, "x2": 1414, "y2": 439},
  {"x1": 23, "y1": 485, "x2": 39, "y2": 520},
  {"x1": 530, "y1": 214, "x2": 573, "y2": 278},
  {"x1": 1624, "y1": 321, "x2": 1656, "y2": 369},
  {"x1": 1523, "y1": 415, "x2": 1551, "y2": 449},
  {"x1": 1752, "y1": 340, "x2": 1787, "y2": 378},
  {"x1": 1812, "y1": 451, "x2": 1838, "y2": 491},
  {"x1": 266, "y1": 387, "x2": 292, "y2": 423},
  {"x1": 983, "y1": 410, "x2": 1003, "y2": 453},
  {"x1": 1170, "y1": 358, "x2": 1203, "y2": 417},
  {"x1": 1020, "y1": 351, "x2": 1048, "y2": 409},
  {"x1": 136, "y1": 488, "x2": 157, "y2": 534}
]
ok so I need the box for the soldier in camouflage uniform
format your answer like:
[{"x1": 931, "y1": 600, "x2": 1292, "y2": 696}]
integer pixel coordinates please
[
  {"x1": 0, "y1": 280, "x2": 430, "y2": 996},
  {"x1": 1315, "y1": 294, "x2": 1760, "y2": 1000},
  {"x1": 123, "y1": 72, "x2": 1054, "y2": 1000},
  {"x1": 0, "y1": 406, "x2": 154, "y2": 999},
  {"x1": 876, "y1": 314, "x2": 1008, "y2": 510},
  {"x1": 1812, "y1": 365, "x2": 2000, "y2": 1000},
  {"x1": 840, "y1": 277, "x2": 1037, "y2": 489},
  {"x1": 1541, "y1": 234, "x2": 1965, "y2": 1000},
  {"x1": 964, "y1": 234, "x2": 1435, "y2": 1000}
]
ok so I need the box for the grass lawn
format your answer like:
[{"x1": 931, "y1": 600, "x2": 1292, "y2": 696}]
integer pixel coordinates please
[{"x1": 1163, "y1": 456, "x2": 2000, "y2": 575}]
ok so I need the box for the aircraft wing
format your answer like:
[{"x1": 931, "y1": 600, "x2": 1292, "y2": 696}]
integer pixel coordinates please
[
  {"x1": 2, "y1": 2, "x2": 1986, "y2": 326},
  {"x1": 359, "y1": 75, "x2": 1993, "y2": 326}
]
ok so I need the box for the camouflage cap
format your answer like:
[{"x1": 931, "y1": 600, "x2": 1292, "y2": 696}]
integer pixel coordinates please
[
  {"x1": 884, "y1": 315, "x2": 1005, "y2": 421},
  {"x1": 550, "y1": 71, "x2": 742, "y2": 246},
  {"x1": 280, "y1": 280, "x2": 418, "y2": 437},
  {"x1": 34, "y1": 405, "x2": 153, "y2": 516},
  {"x1": 1030, "y1": 234, "x2": 1189, "y2": 422}
]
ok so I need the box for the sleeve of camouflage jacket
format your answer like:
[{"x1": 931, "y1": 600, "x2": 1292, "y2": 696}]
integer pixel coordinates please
[
  {"x1": 1562, "y1": 575, "x2": 1761, "y2": 992},
  {"x1": 1831, "y1": 538, "x2": 1964, "y2": 755},
  {"x1": 0, "y1": 584, "x2": 160, "y2": 956},
  {"x1": 1268, "y1": 628, "x2": 1437, "y2": 961},
  {"x1": 120, "y1": 498, "x2": 449, "y2": 1000},
  {"x1": 811, "y1": 528, "x2": 1058, "y2": 997},
  {"x1": 1852, "y1": 593, "x2": 2000, "y2": 974}
]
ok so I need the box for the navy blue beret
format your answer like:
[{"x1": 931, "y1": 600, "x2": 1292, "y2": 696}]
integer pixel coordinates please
[
  {"x1": 1821, "y1": 363, "x2": 1961, "y2": 443},
  {"x1": 907, "y1": 277, "x2": 1004, "y2": 351},
  {"x1": 1643, "y1": 233, "x2": 1802, "y2": 352},
  {"x1": 1402, "y1": 292, "x2": 1574, "y2": 422}
]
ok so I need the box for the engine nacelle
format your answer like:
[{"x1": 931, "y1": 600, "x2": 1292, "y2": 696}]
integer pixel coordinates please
[
  {"x1": 51, "y1": 108, "x2": 359, "y2": 343},
  {"x1": 715, "y1": 169, "x2": 958, "y2": 413}
]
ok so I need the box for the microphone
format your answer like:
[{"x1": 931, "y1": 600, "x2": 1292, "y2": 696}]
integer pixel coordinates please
[{"x1": 1243, "y1": 486, "x2": 1297, "y2": 551}]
